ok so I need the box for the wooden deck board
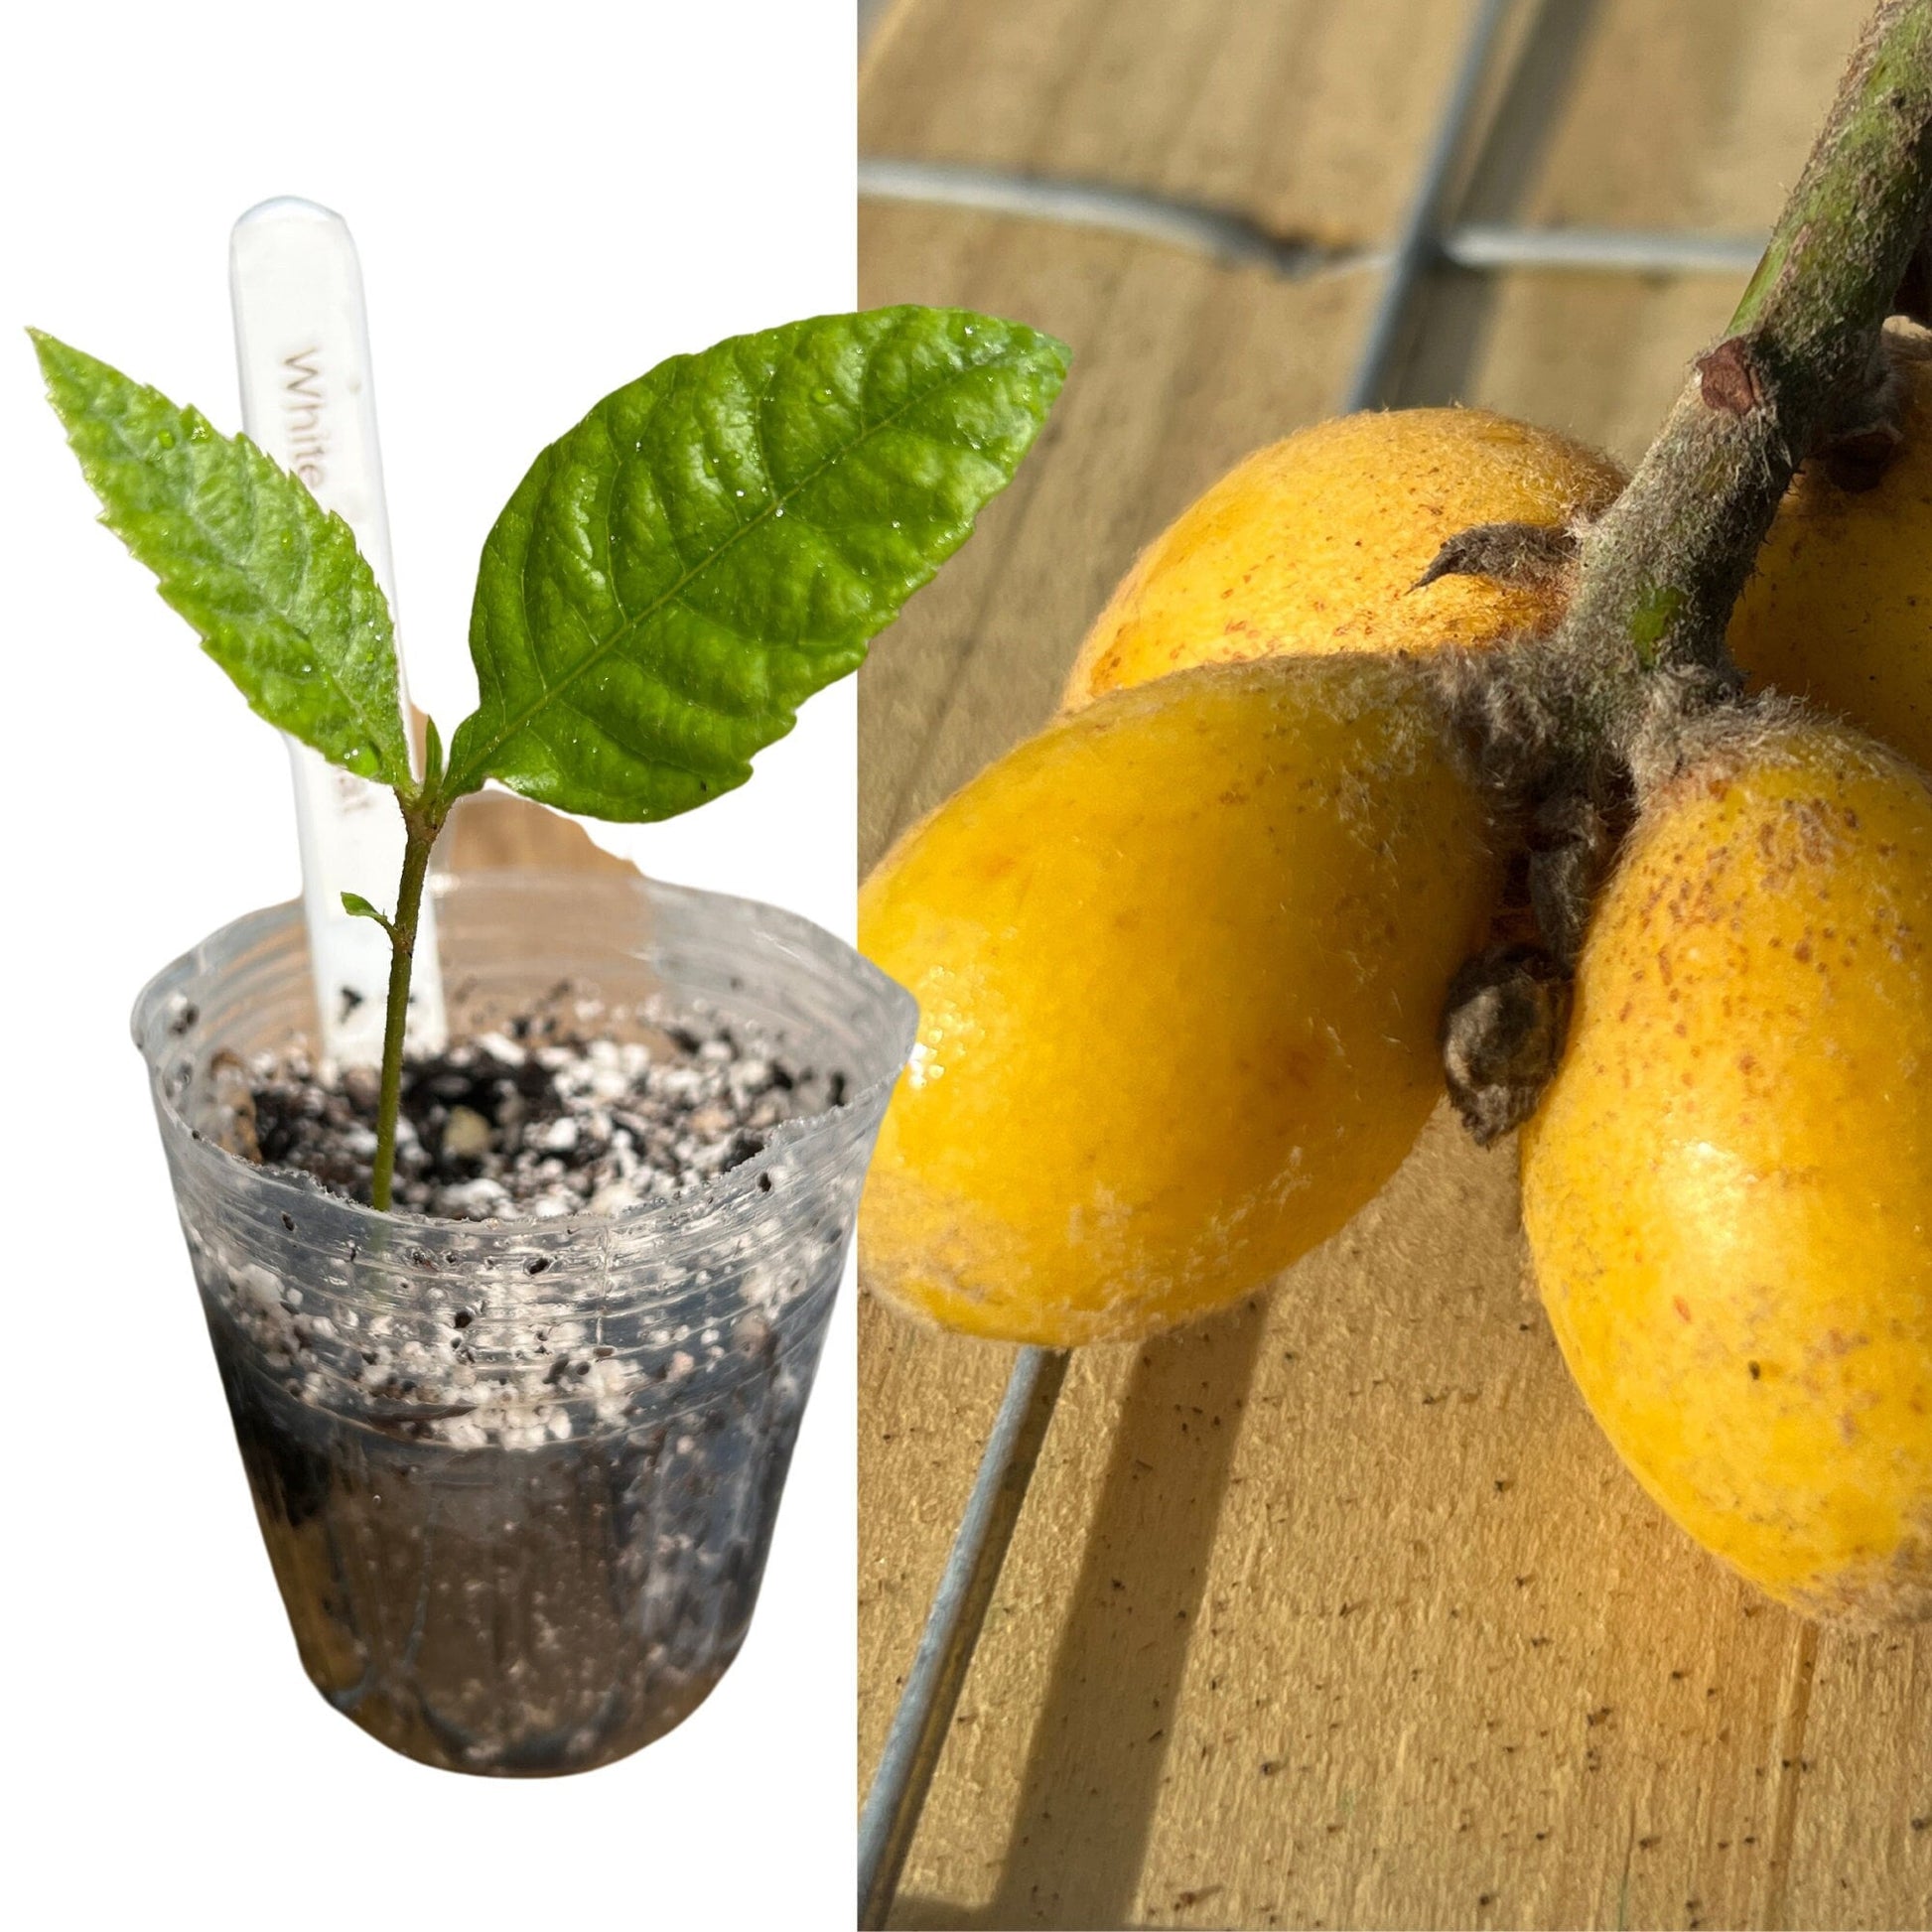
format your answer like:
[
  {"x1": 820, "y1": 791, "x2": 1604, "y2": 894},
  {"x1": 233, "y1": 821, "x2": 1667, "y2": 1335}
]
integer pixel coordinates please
[
  {"x1": 865, "y1": 0, "x2": 1490, "y2": 246},
  {"x1": 858, "y1": 3, "x2": 1931, "y2": 1924}
]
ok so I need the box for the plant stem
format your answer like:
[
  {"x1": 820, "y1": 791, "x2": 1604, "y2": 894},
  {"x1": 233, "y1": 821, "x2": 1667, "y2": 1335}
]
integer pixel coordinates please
[
  {"x1": 1440, "y1": 0, "x2": 1932, "y2": 1142},
  {"x1": 1545, "y1": 0, "x2": 1932, "y2": 774},
  {"x1": 370, "y1": 799, "x2": 446, "y2": 1213}
]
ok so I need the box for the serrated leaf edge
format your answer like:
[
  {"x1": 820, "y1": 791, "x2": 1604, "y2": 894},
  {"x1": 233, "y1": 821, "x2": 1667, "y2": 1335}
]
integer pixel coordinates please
[{"x1": 30, "y1": 330, "x2": 412, "y2": 791}]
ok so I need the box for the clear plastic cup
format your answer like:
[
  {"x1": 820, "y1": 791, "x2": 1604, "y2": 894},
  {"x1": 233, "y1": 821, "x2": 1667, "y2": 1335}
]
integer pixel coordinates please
[{"x1": 133, "y1": 869, "x2": 915, "y2": 1776}]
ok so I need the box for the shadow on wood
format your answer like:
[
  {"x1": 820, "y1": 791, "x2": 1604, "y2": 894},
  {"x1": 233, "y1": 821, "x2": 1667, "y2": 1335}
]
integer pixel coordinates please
[
  {"x1": 1393, "y1": 0, "x2": 1606, "y2": 406},
  {"x1": 892, "y1": 1299, "x2": 1271, "y2": 1928}
]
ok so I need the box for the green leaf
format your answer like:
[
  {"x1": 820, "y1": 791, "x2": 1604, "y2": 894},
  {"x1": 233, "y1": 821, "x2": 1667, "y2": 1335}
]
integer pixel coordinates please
[
  {"x1": 445, "y1": 306, "x2": 1070, "y2": 819},
  {"x1": 32, "y1": 331, "x2": 411, "y2": 787},
  {"x1": 341, "y1": 891, "x2": 391, "y2": 931}
]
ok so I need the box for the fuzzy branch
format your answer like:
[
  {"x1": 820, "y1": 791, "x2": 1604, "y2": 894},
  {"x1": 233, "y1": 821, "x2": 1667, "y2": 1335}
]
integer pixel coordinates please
[
  {"x1": 1549, "y1": 0, "x2": 1932, "y2": 777},
  {"x1": 1438, "y1": 0, "x2": 1932, "y2": 1145}
]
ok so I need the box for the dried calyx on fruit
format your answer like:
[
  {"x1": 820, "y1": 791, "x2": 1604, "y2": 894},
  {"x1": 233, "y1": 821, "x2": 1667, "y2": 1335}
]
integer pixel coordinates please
[
  {"x1": 37, "y1": 307, "x2": 1068, "y2": 1210},
  {"x1": 1060, "y1": 405, "x2": 1625, "y2": 711}
]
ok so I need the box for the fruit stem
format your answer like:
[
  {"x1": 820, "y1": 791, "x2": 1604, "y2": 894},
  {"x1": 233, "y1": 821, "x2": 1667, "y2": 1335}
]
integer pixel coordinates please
[
  {"x1": 369, "y1": 797, "x2": 447, "y2": 1214},
  {"x1": 1439, "y1": 1, "x2": 1932, "y2": 1144},
  {"x1": 1548, "y1": 0, "x2": 1932, "y2": 777}
]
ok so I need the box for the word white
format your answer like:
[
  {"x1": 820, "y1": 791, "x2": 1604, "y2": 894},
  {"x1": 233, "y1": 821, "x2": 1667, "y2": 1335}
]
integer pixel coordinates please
[{"x1": 282, "y1": 347, "x2": 328, "y2": 486}]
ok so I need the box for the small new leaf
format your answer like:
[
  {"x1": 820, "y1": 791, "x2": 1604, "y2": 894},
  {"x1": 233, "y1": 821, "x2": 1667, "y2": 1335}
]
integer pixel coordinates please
[
  {"x1": 341, "y1": 891, "x2": 392, "y2": 934},
  {"x1": 32, "y1": 331, "x2": 411, "y2": 787},
  {"x1": 445, "y1": 307, "x2": 1070, "y2": 818}
]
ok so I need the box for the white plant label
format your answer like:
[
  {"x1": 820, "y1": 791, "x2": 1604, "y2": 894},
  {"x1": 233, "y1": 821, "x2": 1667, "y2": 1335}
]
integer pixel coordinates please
[{"x1": 229, "y1": 198, "x2": 446, "y2": 1061}]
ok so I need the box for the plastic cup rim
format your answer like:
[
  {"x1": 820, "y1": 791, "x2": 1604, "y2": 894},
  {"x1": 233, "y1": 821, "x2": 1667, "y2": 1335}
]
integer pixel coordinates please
[{"x1": 131, "y1": 866, "x2": 919, "y2": 1241}]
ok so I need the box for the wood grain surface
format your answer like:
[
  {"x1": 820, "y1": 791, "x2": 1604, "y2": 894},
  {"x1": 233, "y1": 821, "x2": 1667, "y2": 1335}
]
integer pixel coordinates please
[{"x1": 856, "y1": 3, "x2": 1932, "y2": 1926}]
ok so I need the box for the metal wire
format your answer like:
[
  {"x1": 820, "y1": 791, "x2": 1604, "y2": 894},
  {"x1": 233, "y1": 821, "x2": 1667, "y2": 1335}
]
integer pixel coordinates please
[
  {"x1": 857, "y1": 157, "x2": 1763, "y2": 285},
  {"x1": 859, "y1": 157, "x2": 1347, "y2": 276},
  {"x1": 858, "y1": 1346, "x2": 1070, "y2": 1928},
  {"x1": 1444, "y1": 221, "x2": 1761, "y2": 274},
  {"x1": 1343, "y1": 0, "x2": 1517, "y2": 408}
]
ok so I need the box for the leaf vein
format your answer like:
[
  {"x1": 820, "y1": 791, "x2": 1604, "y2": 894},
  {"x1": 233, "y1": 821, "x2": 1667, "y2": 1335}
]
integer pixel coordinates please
[{"x1": 454, "y1": 348, "x2": 1010, "y2": 786}]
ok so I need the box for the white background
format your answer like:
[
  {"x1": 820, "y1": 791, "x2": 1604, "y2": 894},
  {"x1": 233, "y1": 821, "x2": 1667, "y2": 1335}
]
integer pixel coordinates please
[{"x1": 2, "y1": 4, "x2": 857, "y2": 1925}]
